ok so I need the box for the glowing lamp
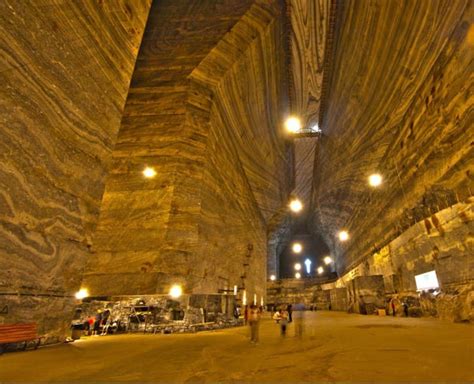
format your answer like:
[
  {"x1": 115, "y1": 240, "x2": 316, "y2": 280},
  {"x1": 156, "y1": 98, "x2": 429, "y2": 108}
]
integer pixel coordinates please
[
  {"x1": 233, "y1": 285, "x2": 238, "y2": 295},
  {"x1": 289, "y1": 199, "x2": 303, "y2": 213},
  {"x1": 143, "y1": 167, "x2": 157, "y2": 178},
  {"x1": 304, "y1": 259, "x2": 312, "y2": 274},
  {"x1": 338, "y1": 230, "x2": 349, "y2": 242},
  {"x1": 323, "y1": 256, "x2": 333, "y2": 265},
  {"x1": 294, "y1": 263, "x2": 302, "y2": 271},
  {"x1": 242, "y1": 290, "x2": 247, "y2": 305},
  {"x1": 169, "y1": 284, "x2": 182, "y2": 298},
  {"x1": 75, "y1": 288, "x2": 89, "y2": 300},
  {"x1": 285, "y1": 116, "x2": 301, "y2": 133},
  {"x1": 295, "y1": 272, "x2": 301, "y2": 279},
  {"x1": 368, "y1": 173, "x2": 383, "y2": 187},
  {"x1": 317, "y1": 266, "x2": 324, "y2": 275},
  {"x1": 253, "y1": 294, "x2": 257, "y2": 305},
  {"x1": 292, "y1": 243, "x2": 302, "y2": 253},
  {"x1": 270, "y1": 275, "x2": 276, "y2": 281}
]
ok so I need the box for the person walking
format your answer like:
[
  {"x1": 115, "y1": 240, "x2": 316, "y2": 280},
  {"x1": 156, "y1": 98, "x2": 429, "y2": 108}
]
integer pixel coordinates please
[{"x1": 248, "y1": 304, "x2": 261, "y2": 343}]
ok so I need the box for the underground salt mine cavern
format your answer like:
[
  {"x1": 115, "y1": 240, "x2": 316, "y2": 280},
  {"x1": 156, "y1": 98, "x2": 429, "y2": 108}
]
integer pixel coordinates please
[{"x1": 0, "y1": 0, "x2": 473, "y2": 382}]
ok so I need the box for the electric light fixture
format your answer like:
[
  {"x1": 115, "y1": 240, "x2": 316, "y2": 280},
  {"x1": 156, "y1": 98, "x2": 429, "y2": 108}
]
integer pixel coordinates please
[
  {"x1": 292, "y1": 243, "x2": 302, "y2": 253},
  {"x1": 289, "y1": 199, "x2": 303, "y2": 213},
  {"x1": 75, "y1": 288, "x2": 89, "y2": 300},
  {"x1": 270, "y1": 275, "x2": 276, "y2": 281},
  {"x1": 323, "y1": 256, "x2": 333, "y2": 265},
  {"x1": 294, "y1": 263, "x2": 302, "y2": 271},
  {"x1": 295, "y1": 272, "x2": 301, "y2": 279},
  {"x1": 169, "y1": 284, "x2": 183, "y2": 298},
  {"x1": 317, "y1": 266, "x2": 324, "y2": 275},
  {"x1": 368, "y1": 173, "x2": 383, "y2": 187},
  {"x1": 143, "y1": 167, "x2": 157, "y2": 178},
  {"x1": 285, "y1": 116, "x2": 301, "y2": 133},
  {"x1": 338, "y1": 230, "x2": 349, "y2": 242}
]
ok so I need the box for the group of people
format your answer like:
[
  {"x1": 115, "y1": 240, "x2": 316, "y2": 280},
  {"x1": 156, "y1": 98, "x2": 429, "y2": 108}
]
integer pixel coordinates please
[{"x1": 244, "y1": 303, "x2": 301, "y2": 344}]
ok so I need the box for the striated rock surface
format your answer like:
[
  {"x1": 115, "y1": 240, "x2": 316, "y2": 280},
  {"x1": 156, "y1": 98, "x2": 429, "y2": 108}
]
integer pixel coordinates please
[
  {"x1": 82, "y1": 0, "x2": 292, "y2": 303},
  {"x1": 0, "y1": 0, "x2": 151, "y2": 340},
  {"x1": 313, "y1": 0, "x2": 473, "y2": 273}
]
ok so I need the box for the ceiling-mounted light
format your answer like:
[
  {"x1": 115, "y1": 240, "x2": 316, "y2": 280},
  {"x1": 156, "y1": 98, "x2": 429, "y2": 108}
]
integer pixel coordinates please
[
  {"x1": 292, "y1": 243, "x2": 302, "y2": 253},
  {"x1": 368, "y1": 173, "x2": 383, "y2": 187},
  {"x1": 289, "y1": 199, "x2": 303, "y2": 213},
  {"x1": 285, "y1": 116, "x2": 301, "y2": 133},
  {"x1": 323, "y1": 256, "x2": 333, "y2": 265},
  {"x1": 338, "y1": 231, "x2": 349, "y2": 242}
]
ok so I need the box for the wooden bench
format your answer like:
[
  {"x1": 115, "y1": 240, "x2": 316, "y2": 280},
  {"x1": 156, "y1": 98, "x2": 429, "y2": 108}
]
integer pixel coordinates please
[{"x1": 0, "y1": 323, "x2": 42, "y2": 354}]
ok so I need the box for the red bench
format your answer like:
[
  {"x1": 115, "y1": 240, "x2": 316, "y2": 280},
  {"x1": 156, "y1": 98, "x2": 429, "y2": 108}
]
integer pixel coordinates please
[{"x1": 0, "y1": 323, "x2": 42, "y2": 354}]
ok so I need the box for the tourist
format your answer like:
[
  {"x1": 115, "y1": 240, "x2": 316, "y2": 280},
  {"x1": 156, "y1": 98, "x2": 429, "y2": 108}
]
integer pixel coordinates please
[
  {"x1": 287, "y1": 304, "x2": 293, "y2": 323},
  {"x1": 93, "y1": 310, "x2": 102, "y2": 336},
  {"x1": 391, "y1": 299, "x2": 396, "y2": 317},
  {"x1": 248, "y1": 304, "x2": 261, "y2": 343},
  {"x1": 272, "y1": 309, "x2": 281, "y2": 323},
  {"x1": 403, "y1": 302, "x2": 409, "y2": 317},
  {"x1": 279, "y1": 308, "x2": 289, "y2": 336},
  {"x1": 293, "y1": 303, "x2": 304, "y2": 337}
]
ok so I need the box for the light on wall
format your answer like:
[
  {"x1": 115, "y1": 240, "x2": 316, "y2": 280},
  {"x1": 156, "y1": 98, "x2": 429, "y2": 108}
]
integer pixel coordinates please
[
  {"x1": 143, "y1": 167, "x2": 157, "y2": 178},
  {"x1": 304, "y1": 259, "x2": 312, "y2": 274},
  {"x1": 75, "y1": 288, "x2": 89, "y2": 300},
  {"x1": 242, "y1": 290, "x2": 247, "y2": 305},
  {"x1": 295, "y1": 272, "x2": 301, "y2": 279},
  {"x1": 317, "y1": 266, "x2": 324, "y2": 275},
  {"x1": 253, "y1": 293, "x2": 257, "y2": 305},
  {"x1": 285, "y1": 116, "x2": 301, "y2": 133},
  {"x1": 169, "y1": 284, "x2": 182, "y2": 298},
  {"x1": 270, "y1": 275, "x2": 276, "y2": 281},
  {"x1": 323, "y1": 256, "x2": 333, "y2": 265},
  {"x1": 294, "y1": 263, "x2": 302, "y2": 271}
]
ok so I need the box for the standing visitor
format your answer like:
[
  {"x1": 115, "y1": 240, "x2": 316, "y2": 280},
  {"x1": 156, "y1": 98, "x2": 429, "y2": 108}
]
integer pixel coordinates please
[
  {"x1": 293, "y1": 303, "x2": 304, "y2": 337},
  {"x1": 248, "y1": 304, "x2": 261, "y2": 344},
  {"x1": 279, "y1": 308, "x2": 289, "y2": 336},
  {"x1": 93, "y1": 310, "x2": 102, "y2": 336},
  {"x1": 391, "y1": 299, "x2": 396, "y2": 317},
  {"x1": 287, "y1": 304, "x2": 293, "y2": 323}
]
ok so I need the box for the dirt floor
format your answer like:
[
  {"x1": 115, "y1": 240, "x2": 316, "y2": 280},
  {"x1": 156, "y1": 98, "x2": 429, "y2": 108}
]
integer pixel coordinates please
[{"x1": 0, "y1": 311, "x2": 472, "y2": 382}]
